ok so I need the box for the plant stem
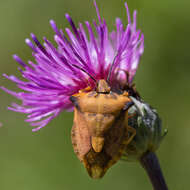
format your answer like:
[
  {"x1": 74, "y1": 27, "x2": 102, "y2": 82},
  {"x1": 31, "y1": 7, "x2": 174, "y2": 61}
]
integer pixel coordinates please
[{"x1": 140, "y1": 151, "x2": 168, "y2": 190}]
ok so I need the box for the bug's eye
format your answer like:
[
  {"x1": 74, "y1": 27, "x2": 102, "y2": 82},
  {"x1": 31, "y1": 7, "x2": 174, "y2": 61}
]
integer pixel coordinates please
[
  {"x1": 70, "y1": 96, "x2": 77, "y2": 103},
  {"x1": 70, "y1": 96, "x2": 79, "y2": 108}
]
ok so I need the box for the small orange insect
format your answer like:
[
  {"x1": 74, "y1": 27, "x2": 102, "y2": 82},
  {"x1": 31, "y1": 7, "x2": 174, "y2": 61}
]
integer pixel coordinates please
[{"x1": 70, "y1": 76, "x2": 137, "y2": 178}]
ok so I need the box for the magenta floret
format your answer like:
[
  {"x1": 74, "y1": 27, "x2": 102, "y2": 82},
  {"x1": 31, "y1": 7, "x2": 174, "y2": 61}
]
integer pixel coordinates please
[{"x1": 2, "y1": 1, "x2": 144, "y2": 131}]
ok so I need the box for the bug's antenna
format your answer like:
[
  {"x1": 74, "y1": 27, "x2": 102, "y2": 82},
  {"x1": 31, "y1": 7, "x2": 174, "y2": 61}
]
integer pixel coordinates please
[
  {"x1": 72, "y1": 64, "x2": 96, "y2": 83},
  {"x1": 106, "y1": 54, "x2": 118, "y2": 83}
]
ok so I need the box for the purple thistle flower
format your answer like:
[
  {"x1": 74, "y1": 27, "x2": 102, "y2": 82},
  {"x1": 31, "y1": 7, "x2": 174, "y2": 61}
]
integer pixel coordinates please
[{"x1": 1, "y1": 1, "x2": 144, "y2": 131}]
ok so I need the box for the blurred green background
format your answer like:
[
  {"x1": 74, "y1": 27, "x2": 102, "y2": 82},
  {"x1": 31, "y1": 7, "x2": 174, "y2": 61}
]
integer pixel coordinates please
[{"x1": 0, "y1": 0, "x2": 190, "y2": 189}]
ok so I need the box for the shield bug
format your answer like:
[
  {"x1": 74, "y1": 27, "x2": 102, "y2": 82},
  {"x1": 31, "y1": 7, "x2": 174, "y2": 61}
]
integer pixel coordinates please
[{"x1": 70, "y1": 75, "x2": 136, "y2": 178}]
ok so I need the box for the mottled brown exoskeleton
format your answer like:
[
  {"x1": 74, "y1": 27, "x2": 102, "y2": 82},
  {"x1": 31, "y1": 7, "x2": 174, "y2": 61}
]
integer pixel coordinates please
[{"x1": 70, "y1": 79, "x2": 136, "y2": 178}]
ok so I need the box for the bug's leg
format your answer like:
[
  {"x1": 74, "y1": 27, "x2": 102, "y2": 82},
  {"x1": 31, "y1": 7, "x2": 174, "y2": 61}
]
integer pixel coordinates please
[
  {"x1": 71, "y1": 86, "x2": 92, "y2": 100},
  {"x1": 128, "y1": 113, "x2": 136, "y2": 119},
  {"x1": 126, "y1": 125, "x2": 136, "y2": 145},
  {"x1": 79, "y1": 86, "x2": 92, "y2": 93},
  {"x1": 124, "y1": 111, "x2": 136, "y2": 145}
]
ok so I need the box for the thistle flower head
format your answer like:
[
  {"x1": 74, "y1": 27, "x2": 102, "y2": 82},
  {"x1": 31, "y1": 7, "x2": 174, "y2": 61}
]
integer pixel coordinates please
[{"x1": 2, "y1": 1, "x2": 144, "y2": 131}]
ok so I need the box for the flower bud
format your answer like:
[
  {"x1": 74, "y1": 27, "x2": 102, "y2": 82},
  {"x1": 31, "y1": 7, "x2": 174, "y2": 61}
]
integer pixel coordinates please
[{"x1": 122, "y1": 97, "x2": 167, "y2": 161}]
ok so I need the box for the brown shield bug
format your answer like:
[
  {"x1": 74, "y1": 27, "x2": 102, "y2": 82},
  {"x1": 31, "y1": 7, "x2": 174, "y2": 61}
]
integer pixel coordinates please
[{"x1": 70, "y1": 77, "x2": 136, "y2": 178}]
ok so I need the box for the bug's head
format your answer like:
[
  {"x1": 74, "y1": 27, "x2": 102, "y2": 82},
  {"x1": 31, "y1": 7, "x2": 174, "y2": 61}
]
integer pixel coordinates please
[{"x1": 96, "y1": 80, "x2": 111, "y2": 94}]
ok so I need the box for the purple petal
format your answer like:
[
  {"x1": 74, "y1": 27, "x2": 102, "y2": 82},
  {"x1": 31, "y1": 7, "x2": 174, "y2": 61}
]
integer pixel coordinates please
[{"x1": 2, "y1": 2, "x2": 144, "y2": 131}]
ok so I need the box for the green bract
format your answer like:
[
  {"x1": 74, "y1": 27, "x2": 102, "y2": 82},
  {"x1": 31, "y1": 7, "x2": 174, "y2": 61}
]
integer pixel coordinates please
[{"x1": 122, "y1": 97, "x2": 168, "y2": 161}]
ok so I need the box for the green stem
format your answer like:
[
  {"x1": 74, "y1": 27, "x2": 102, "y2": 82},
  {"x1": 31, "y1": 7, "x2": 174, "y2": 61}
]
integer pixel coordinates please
[{"x1": 140, "y1": 151, "x2": 168, "y2": 190}]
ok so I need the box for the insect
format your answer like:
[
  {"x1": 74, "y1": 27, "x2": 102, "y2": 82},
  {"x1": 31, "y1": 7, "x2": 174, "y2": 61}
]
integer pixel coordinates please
[{"x1": 70, "y1": 79, "x2": 136, "y2": 178}]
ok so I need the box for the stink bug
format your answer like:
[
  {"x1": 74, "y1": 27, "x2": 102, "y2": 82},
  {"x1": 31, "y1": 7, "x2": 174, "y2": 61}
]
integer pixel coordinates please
[{"x1": 70, "y1": 79, "x2": 136, "y2": 178}]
